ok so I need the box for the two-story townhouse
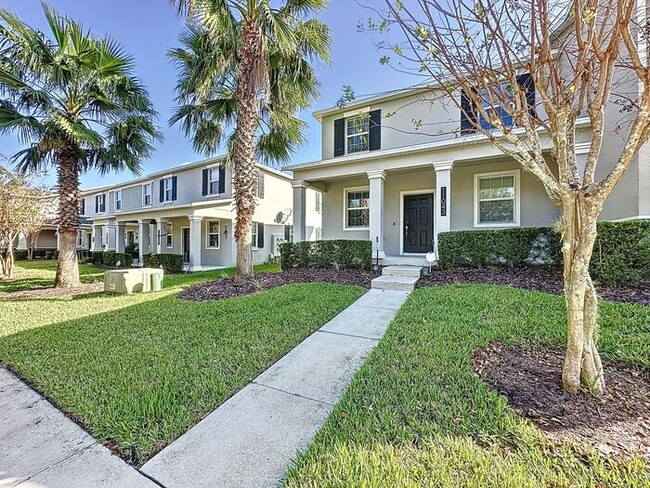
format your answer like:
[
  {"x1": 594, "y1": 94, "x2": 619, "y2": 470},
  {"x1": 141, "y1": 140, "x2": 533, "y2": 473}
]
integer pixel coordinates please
[
  {"x1": 285, "y1": 77, "x2": 649, "y2": 265},
  {"x1": 79, "y1": 156, "x2": 322, "y2": 271}
]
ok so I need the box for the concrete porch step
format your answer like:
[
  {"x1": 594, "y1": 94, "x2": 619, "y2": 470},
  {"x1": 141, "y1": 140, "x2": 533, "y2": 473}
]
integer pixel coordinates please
[
  {"x1": 381, "y1": 265, "x2": 423, "y2": 278},
  {"x1": 371, "y1": 275, "x2": 419, "y2": 292},
  {"x1": 381, "y1": 255, "x2": 430, "y2": 267}
]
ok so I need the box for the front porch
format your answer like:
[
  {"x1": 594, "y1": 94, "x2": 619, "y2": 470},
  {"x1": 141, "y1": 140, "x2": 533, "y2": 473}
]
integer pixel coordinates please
[{"x1": 291, "y1": 157, "x2": 558, "y2": 258}]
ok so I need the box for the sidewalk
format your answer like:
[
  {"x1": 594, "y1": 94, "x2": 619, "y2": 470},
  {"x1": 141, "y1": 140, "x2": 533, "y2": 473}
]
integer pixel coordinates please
[
  {"x1": 0, "y1": 288, "x2": 409, "y2": 488},
  {"x1": 0, "y1": 368, "x2": 156, "y2": 488},
  {"x1": 140, "y1": 288, "x2": 410, "y2": 488}
]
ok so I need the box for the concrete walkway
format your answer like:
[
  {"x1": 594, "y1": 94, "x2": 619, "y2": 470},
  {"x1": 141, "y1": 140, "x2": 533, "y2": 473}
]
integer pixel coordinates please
[
  {"x1": 0, "y1": 288, "x2": 409, "y2": 488},
  {"x1": 0, "y1": 368, "x2": 157, "y2": 488},
  {"x1": 141, "y1": 288, "x2": 409, "y2": 488}
]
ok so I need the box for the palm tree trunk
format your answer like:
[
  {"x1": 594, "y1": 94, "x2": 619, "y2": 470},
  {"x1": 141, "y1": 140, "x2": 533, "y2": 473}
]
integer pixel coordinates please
[
  {"x1": 561, "y1": 192, "x2": 605, "y2": 395},
  {"x1": 232, "y1": 22, "x2": 264, "y2": 278},
  {"x1": 55, "y1": 144, "x2": 81, "y2": 288}
]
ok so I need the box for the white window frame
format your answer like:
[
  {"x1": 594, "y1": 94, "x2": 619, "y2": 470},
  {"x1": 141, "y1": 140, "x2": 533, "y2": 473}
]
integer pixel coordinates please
[
  {"x1": 115, "y1": 190, "x2": 122, "y2": 211},
  {"x1": 346, "y1": 113, "x2": 370, "y2": 154},
  {"x1": 96, "y1": 194, "x2": 106, "y2": 214},
  {"x1": 142, "y1": 182, "x2": 152, "y2": 207},
  {"x1": 473, "y1": 170, "x2": 521, "y2": 227},
  {"x1": 166, "y1": 222, "x2": 174, "y2": 248},
  {"x1": 162, "y1": 177, "x2": 174, "y2": 203},
  {"x1": 205, "y1": 219, "x2": 221, "y2": 249},
  {"x1": 251, "y1": 222, "x2": 260, "y2": 250},
  {"x1": 208, "y1": 167, "x2": 221, "y2": 196},
  {"x1": 343, "y1": 186, "x2": 370, "y2": 231}
]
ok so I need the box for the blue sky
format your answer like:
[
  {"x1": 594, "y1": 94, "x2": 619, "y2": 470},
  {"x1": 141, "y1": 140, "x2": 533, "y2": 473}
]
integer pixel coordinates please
[{"x1": 0, "y1": 0, "x2": 416, "y2": 188}]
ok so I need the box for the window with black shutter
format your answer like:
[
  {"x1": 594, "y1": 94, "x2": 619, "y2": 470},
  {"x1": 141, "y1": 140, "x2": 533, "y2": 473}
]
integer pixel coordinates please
[
  {"x1": 369, "y1": 110, "x2": 381, "y2": 151},
  {"x1": 333, "y1": 118, "x2": 345, "y2": 156},
  {"x1": 256, "y1": 171, "x2": 265, "y2": 199}
]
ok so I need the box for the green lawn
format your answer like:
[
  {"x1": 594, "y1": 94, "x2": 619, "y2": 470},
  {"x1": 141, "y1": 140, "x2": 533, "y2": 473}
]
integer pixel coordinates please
[
  {"x1": 0, "y1": 261, "x2": 364, "y2": 465},
  {"x1": 0, "y1": 259, "x2": 104, "y2": 293},
  {"x1": 286, "y1": 285, "x2": 650, "y2": 487}
]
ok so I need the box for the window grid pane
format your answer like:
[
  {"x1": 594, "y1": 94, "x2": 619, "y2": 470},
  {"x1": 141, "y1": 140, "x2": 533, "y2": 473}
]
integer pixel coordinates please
[
  {"x1": 346, "y1": 190, "x2": 370, "y2": 228},
  {"x1": 207, "y1": 221, "x2": 220, "y2": 247},
  {"x1": 347, "y1": 115, "x2": 370, "y2": 154}
]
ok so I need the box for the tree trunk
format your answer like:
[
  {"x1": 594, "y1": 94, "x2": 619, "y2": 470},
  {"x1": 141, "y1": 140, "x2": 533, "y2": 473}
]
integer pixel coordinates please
[
  {"x1": 55, "y1": 144, "x2": 81, "y2": 288},
  {"x1": 4, "y1": 238, "x2": 14, "y2": 279},
  {"x1": 232, "y1": 22, "x2": 264, "y2": 279},
  {"x1": 561, "y1": 192, "x2": 605, "y2": 395}
]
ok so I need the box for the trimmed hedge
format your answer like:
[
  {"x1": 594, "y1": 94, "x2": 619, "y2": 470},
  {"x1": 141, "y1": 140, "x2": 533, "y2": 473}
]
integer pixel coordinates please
[
  {"x1": 91, "y1": 251, "x2": 104, "y2": 265},
  {"x1": 143, "y1": 253, "x2": 184, "y2": 274},
  {"x1": 591, "y1": 220, "x2": 650, "y2": 286},
  {"x1": 13, "y1": 248, "x2": 58, "y2": 260},
  {"x1": 279, "y1": 240, "x2": 372, "y2": 270},
  {"x1": 438, "y1": 227, "x2": 561, "y2": 269},
  {"x1": 102, "y1": 252, "x2": 133, "y2": 268},
  {"x1": 438, "y1": 220, "x2": 650, "y2": 286}
]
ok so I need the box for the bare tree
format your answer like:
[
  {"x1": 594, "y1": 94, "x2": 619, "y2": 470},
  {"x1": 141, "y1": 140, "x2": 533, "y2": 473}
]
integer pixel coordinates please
[
  {"x1": 0, "y1": 167, "x2": 54, "y2": 278},
  {"x1": 373, "y1": 0, "x2": 650, "y2": 394}
]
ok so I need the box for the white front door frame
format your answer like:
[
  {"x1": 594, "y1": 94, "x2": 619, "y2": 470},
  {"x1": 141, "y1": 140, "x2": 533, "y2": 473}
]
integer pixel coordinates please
[
  {"x1": 181, "y1": 226, "x2": 190, "y2": 264},
  {"x1": 399, "y1": 189, "x2": 435, "y2": 256}
]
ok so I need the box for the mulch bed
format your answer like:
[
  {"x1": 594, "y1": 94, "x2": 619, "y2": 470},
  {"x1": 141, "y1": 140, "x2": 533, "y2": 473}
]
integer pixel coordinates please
[
  {"x1": 417, "y1": 266, "x2": 650, "y2": 306},
  {"x1": 473, "y1": 342, "x2": 650, "y2": 462},
  {"x1": 0, "y1": 282, "x2": 103, "y2": 300},
  {"x1": 180, "y1": 268, "x2": 376, "y2": 301}
]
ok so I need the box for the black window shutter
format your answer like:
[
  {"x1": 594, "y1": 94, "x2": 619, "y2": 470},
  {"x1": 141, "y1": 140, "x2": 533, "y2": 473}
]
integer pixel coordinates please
[
  {"x1": 284, "y1": 225, "x2": 290, "y2": 241},
  {"x1": 218, "y1": 166, "x2": 226, "y2": 194},
  {"x1": 80, "y1": 199, "x2": 85, "y2": 215},
  {"x1": 257, "y1": 222, "x2": 265, "y2": 248},
  {"x1": 95, "y1": 196, "x2": 98, "y2": 213},
  {"x1": 171, "y1": 176, "x2": 178, "y2": 201},
  {"x1": 369, "y1": 110, "x2": 381, "y2": 151},
  {"x1": 159, "y1": 180, "x2": 164, "y2": 202},
  {"x1": 460, "y1": 89, "x2": 477, "y2": 134},
  {"x1": 202, "y1": 169, "x2": 209, "y2": 196},
  {"x1": 517, "y1": 73, "x2": 535, "y2": 116},
  {"x1": 334, "y1": 118, "x2": 345, "y2": 156}
]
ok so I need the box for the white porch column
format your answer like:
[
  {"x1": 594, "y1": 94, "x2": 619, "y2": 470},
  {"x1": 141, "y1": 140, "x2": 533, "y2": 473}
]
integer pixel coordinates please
[
  {"x1": 433, "y1": 161, "x2": 454, "y2": 256},
  {"x1": 156, "y1": 219, "x2": 167, "y2": 254},
  {"x1": 188, "y1": 215, "x2": 203, "y2": 272},
  {"x1": 116, "y1": 224, "x2": 126, "y2": 253},
  {"x1": 292, "y1": 180, "x2": 309, "y2": 242},
  {"x1": 138, "y1": 220, "x2": 150, "y2": 264},
  {"x1": 92, "y1": 225, "x2": 102, "y2": 251},
  {"x1": 367, "y1": 170, "x2": 386, "y2": 258}
]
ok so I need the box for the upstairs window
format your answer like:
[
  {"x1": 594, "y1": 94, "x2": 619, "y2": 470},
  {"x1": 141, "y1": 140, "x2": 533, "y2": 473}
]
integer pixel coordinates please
[
  {"x1": 160, "y1": 176, "x2": 177, "y2": 203},
  {"x1": 334, "y1": 110, "x2": 381, "y2": 157},
  {"x1": 344, "y1": 188, "x2": 370, "y2": 229},
  {"x1": 346, "y1": 114, "x2": 369, "y2": 154},
  {"x1": 143, "y1": 183, "x2": 152, "y2": 206},
  {"x1": 95, "y1": 194, "x2": 106, "y2": 213},
  {"x1": 256, "y1": 171, "x2": 265, "y2": 199},
  {"x1": 79, "y1": 198, "x2": 85, "y2": 216},
  {"x1": 202, "y1": 166, "x2": 225, "y2": 196},
  {"x1": 115, "y1": 190, "x2": 122, "y2": 211}
]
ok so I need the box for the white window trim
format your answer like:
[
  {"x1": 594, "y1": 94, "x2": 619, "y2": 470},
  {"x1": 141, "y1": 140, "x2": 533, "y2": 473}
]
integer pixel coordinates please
[
  {"x1": 142, "y1": 182, "x2": 153, "y2": 207},
  {"x1": 251, "y1": 222, "x2": 260, "y2": 250},
  {"x1": 343, "y1": 186, "x2": 370, "y2": 231},
  {"x1": 114, "y1": 190, "x2": 122, "y2": 212},
  {"x1": 95, "y1": 194, "x2": 106, "y2": 214},
  {"x1": 166, "y1": 222, "x2": 174, "y2": 248},
  {"x1": 207, "y1": 166, "x2": 221, "y2": 196},
  {"x1": 205, "y1": 219, "x2": 221, "y2": 249},
  {"x1": 162, "y1": 176, "x2": 175, "y2": 204},
  {"x1": 473, "y1": 169, "x2": 521, "y2": 228},
  {"x1": 346, "y1": 113, "x2": 370, "y2": 155}
]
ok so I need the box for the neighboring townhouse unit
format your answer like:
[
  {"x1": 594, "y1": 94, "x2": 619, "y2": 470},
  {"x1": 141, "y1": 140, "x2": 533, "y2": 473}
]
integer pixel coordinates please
[
  {"x1": 79, "y1": 157, "x2": 322, "y2": 271},
  {"x1": 285, "y1": 81, "x2": 649, "y2": 264}
]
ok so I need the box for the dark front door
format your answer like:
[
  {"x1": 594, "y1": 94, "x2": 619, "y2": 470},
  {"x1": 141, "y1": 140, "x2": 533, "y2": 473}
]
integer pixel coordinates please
[
  {"x1": 182, "y1": 228, "x2": 190, "y2": 263},
  {"x1": 404, "y1": 193, "x2": 434, "y2": 253}
]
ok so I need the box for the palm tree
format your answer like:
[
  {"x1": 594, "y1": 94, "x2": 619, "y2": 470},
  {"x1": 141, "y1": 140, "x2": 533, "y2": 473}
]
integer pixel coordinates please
[
  {"x1": 0, "y1": 3, "x2": 160, "y2": 288},
  {"x1": 170, "y1": 0, "x2": 330, "y2": 278}
]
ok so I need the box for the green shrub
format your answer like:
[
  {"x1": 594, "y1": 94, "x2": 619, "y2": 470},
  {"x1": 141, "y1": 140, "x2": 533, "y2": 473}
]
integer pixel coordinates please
[
  {"x1": 101, "y1": 252, "x2": 133, "y2": 268},
  {"x1": 438, "y1": 220, "x2": 650, "y2": 286},
  {"x1": 124, "y1": 242, "x2": 139, "y2": 259},
  {"x1": 438, "y1": 227, "x2": 561, "y2": 269},
  {"x1": 91, "y1": 251, "x2": 104, "y2": 265},
  {"x1": 14, "y1": 250, "x2": 28, "y2": 260},
  {"x1": 279, "y1": 240, "x2": 372, "y2": 270},
  {"x1": 591, "y1": 220, "x2": 650, "y2": 286},
  {"x1": 142, "y1": 253, "x2": 184, "y2": 274}
]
